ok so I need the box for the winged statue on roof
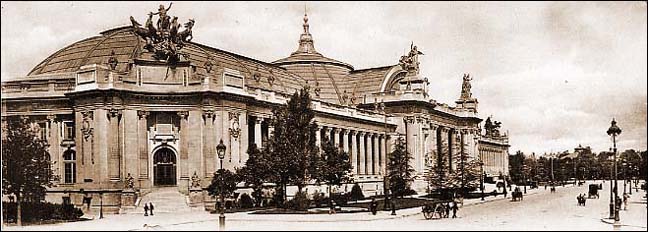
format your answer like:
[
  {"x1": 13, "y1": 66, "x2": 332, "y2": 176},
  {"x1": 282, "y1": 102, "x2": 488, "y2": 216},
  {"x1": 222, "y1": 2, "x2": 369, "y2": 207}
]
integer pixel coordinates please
[{"x1": 129, "y1": 3, "x2": 194, "y2": 63}]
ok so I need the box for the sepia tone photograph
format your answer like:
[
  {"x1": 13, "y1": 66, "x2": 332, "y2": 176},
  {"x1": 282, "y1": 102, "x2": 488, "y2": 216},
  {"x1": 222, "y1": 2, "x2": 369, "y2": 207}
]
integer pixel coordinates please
[{"x1": 1, "y1": 1, "x2": 646, "y2": 231}]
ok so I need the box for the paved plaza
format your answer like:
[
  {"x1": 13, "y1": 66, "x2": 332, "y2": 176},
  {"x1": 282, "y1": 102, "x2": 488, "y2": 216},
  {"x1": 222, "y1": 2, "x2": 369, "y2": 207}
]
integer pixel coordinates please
[{"x1": 4, "y1": 181, "x2": 646, "y2": 231}]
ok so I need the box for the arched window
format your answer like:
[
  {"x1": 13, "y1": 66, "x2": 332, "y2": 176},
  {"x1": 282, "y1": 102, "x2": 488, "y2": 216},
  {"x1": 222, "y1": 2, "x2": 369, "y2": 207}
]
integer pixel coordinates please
[{"x1": 63, "y1": 149, "x2": 76, "y2": 183}]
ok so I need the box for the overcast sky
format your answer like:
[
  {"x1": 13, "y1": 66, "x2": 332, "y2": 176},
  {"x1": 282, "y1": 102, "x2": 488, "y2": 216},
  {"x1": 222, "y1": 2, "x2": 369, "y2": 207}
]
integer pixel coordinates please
[{"x1": 2, "y1": 1, "x2": 646, "y2": 155}]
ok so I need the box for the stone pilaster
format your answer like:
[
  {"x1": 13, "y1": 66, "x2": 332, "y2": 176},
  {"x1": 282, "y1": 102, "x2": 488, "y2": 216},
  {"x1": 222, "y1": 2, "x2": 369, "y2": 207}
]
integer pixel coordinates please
[
  {"x1": 107, "y1": 108, "x2": 122, "y2": 181},
  {"x1": 177, "y1": 111, "x2": 189, "y2": 178},
  {"x1": 137, "y1": 110, "x2": 149, "y2": 180}
]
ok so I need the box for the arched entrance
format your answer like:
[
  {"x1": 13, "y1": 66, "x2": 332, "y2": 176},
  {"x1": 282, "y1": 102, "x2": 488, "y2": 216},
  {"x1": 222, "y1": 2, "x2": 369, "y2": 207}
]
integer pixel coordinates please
[{"x1": 153, "y1": 147, "x2": 177, "y2": 186}]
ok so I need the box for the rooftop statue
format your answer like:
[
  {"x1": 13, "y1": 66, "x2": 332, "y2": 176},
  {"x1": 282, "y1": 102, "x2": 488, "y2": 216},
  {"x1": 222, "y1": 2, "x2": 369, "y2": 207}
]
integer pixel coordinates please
[
  {"x1": 399, "y1": 43, "x2": 424, "y2": 74},
  {"x1": 461, "y1": 73, "x2": 472, "y2": 99},
  {"x1": 129, "y1": 3, "x2": 194, "y2": 63}
]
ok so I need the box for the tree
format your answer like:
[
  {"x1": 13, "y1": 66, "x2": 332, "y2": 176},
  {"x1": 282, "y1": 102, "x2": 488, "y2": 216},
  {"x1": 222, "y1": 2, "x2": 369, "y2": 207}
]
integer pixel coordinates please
[
  {"x1": 387, "y1": 137, "x2": 415, "y2": 198},
  {"x1": 2, "y1": 117, "x2": 53, "y2": 225},
  {"x1": 237, "y1": 144, "x2": 271, "y2": 207},
  {"x1": 453, "y1": 152, "x2": 481, "y2": 194},
  {"x1": 265, "y1": 86, "x2": 319, "y2": 205},
  {"x1": 426, "y1": 145, "x2": 456, "y2": 199},
  {"x1": 207, "y1": 169, "x2": 239, "y2": 209},
  {"x1": 314, "y1": 137, "x2": 353, "y2": 197}
]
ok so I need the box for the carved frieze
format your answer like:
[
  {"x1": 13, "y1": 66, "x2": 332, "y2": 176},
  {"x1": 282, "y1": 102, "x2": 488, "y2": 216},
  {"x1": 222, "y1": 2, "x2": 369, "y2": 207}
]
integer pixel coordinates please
[{"x1": 81, "y1": 110, "x2": 94, "y2": 141}]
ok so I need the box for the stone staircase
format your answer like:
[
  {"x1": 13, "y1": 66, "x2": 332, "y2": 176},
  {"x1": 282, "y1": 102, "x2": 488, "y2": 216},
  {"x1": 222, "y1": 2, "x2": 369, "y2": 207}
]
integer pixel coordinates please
[{"x1": 122, "y1": 187, "x2": 199, "y2": 214}]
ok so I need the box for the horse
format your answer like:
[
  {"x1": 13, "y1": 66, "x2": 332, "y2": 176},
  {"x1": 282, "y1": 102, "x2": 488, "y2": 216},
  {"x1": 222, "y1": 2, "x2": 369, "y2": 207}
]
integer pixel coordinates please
[{"x1": 177, "y1": 19, "x2": 194, "y2": 44}]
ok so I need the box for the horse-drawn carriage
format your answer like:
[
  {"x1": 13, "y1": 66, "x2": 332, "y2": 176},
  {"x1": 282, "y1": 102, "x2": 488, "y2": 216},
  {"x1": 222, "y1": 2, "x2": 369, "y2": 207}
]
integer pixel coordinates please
[
  {"x1": 588, "y1": 184, "x2": 599, "y2": 199},
  {"x1": 512, "y1": 188, "x2": 523, "y2": 201},
  {"x1": 422, "y1": 200, "x2": 452, "y2": 220}
]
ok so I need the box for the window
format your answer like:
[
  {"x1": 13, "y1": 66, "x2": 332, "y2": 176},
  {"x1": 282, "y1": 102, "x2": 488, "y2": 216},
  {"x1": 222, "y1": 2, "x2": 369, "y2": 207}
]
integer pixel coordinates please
[
  {"x1": 63, "y1": 150, "x2": 76, "y2": 183},
  {"x1": 62, "y1": 121, "x2": 75, "y2": 140}
]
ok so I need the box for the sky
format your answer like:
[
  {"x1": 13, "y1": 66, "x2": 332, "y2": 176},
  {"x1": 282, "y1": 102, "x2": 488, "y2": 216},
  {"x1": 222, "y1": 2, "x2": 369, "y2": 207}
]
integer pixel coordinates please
[{"x1": 1, "y1": 1, "x2": 646, "y2": 155}]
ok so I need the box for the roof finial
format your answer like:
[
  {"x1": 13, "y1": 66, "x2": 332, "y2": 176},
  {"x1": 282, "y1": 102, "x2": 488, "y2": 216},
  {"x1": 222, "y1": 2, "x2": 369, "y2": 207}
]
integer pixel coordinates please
[{"x1": 303, "y1": 6, "x2": 310, "y2": 34}]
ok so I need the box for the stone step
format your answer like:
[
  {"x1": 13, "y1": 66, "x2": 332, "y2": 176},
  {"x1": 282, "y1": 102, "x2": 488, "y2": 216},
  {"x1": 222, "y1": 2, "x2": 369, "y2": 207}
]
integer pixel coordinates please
[{"x1": 121, "y1": 187, "x2": 196, "y2": 214}]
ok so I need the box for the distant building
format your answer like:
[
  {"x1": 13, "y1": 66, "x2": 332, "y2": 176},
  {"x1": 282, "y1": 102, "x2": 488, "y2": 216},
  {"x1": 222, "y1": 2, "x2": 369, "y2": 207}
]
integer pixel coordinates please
[
  {"x1": 479, "y1": 117, "x2": 510, "y2": 179},
  {"x1": 1, "y1": 8, "x2": 510, "y2": 212}
]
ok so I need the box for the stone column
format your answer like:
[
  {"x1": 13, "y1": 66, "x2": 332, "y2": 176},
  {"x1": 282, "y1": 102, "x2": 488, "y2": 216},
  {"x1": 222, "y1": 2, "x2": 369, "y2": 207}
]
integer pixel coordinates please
[
  {"x1": 372, "y1": 133, "x2": 379, "y2": 175},
  {"x1": 379, "y1": 134, "x2": 386, "y2": 176},
  {"x1": 366, "y1": 133, "x2": 374, "y2": 175},
  {"x1": 137, "y1": 111, "x2": 149, "y2": 180},
  {"x1": 440, "y1": 127, "x2": 449, "y2": 169},
  {"x1": 178, "y1": 111, "x2": 189, "y2": 178},
  {"x1": 203, "y1": 110, "x2": 215, "y2": 176},
  {"x1": 350, "y1": 130, "x2": 358, "y2": 176},
  {"x1": 342, "y1": 129, "x2": 350, "y2": 153},
  {"x1": 315, "y1": 125, "x2": 322, "y2": 149},
  {"x1": 404, "y1": 116, "x2": 416, "y2": 158},
  {"x1": 333, "y1": 128, "x2": 341, "y2": 149},
  {"x1": 358, "y1": 131, "x2": 366, "y2": 175},
  {"x1": 47, "y1": 114, "x2": 60, "y2": 180},
  {"x1": 429, "y1": 124, "x2": 438, "y2": 167},
  {"x1": 323, "y1": 127, "x2": 332, "y2": 145},
  {"x1": 254, "y1": 117, "x2": 262, "y2": 148},
  {"x1": 107, "y1": 109, "x2": 122, "y2": 181}
]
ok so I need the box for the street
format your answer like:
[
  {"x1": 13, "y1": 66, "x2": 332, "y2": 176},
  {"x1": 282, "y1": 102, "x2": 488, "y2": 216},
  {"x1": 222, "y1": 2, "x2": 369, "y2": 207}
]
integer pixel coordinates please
[{"x1": 4, "y1": 181, "x2": 646, "y2": 231}]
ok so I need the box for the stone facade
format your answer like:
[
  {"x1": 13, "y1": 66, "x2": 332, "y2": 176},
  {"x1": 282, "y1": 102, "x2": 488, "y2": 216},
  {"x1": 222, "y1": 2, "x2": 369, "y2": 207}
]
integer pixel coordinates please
[{"x1": 1, "y1": 11, "x2": 509, "y2": 212}]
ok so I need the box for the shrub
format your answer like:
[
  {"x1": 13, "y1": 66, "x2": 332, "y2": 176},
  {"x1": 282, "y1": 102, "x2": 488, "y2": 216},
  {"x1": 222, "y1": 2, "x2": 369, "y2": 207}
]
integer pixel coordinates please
[
  {"x1": 330, "y1": 192, "x2": 350, "y2": 207},
  {"x1": 239, "y1": 193, "x2": 254, "y2": 209},
  {"x1": 285, "y1": 191, "x2": 311, "y2": 211},
  {"x1": 350, "y1": 183, "x2": 364, "y2": 201},
  {"x1": 2, "y1": 201, "x2": 83, "y2": 223},
  {"x1": 311, "y1": 192, "x2": 325, "y2": 207}
]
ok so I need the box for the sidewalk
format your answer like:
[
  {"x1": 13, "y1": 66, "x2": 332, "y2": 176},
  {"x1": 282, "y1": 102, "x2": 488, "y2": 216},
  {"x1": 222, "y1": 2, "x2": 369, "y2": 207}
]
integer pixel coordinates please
[{"x1": 599, "y1": 189, "x2": 648, "y2": 230}]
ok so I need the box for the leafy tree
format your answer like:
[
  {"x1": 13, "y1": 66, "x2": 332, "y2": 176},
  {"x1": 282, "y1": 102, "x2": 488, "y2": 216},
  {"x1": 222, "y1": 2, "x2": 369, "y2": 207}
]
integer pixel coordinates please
[
  {"x1": 387, "y1": 137, "x2": 415, "y2": 198},
  {"x1": 453, "y1": 152, "x2": 481, "y2": 194},
  {"x1": 265, "y1": 86, "x2": 319, "y2": 205},
  {"x1": 426, "y1": 148, "x2": 454, "y2": 197},
  {"x1": 2, "y1": 117, "x2": 53, "y2": 226},
  {"x1": 314, "y1": 137, "x2": 353, "y2": 197},
  {"x1": 508, "y1": 150, "x2": 525, "y2": 184},
  {"x1": 237, "y1": 144, "x2": 271, "y2": 206},
  {"x1": 207, "y1": 169, "x2": 239, "y2": 210}
]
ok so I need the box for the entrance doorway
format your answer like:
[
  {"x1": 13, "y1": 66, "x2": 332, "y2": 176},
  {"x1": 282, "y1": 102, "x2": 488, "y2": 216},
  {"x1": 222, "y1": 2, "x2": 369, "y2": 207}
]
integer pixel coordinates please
[{"x1": 153, "y1": 147, "x2": 177, "y2": 186}]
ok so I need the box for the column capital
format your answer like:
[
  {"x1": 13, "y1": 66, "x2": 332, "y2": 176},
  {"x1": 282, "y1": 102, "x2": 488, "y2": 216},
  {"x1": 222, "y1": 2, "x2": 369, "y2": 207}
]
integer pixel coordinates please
[
  {"x1": 202, "y1": 109, "x2": 215, "y2": 118},
  {"x1": 349, "y1": 130, "x2": 357, "y2": 136},
  {"x1": 137, "y1": 110, "x2": 149, "y2": 119},
  {"x1": 332, "y1": 127, "x2": 341, "y2": 133},
  {"x1": 176, "y1": 111, "x2": 189, "y2": 119},
  {"x1": 356, "y1": 131, "x2": 365, "y2": 136},
  {"x1": 107, "y1": 108, "x2": 122, "y2": 118},
  {"x1": 46, "y1": 114, "x2": 57, "y2": 122},
  {"x1": 342, "y1": 129, "x2": 351, "y2": 135},
  {"x1": 429, "y1": 124, "x2": 439, "y2": 131}
]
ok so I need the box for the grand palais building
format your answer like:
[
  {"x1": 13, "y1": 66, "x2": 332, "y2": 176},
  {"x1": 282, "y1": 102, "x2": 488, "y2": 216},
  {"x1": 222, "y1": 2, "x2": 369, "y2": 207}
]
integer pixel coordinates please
[{"x1": 1, "y1": 8, "x2": 510, "y2": 212}]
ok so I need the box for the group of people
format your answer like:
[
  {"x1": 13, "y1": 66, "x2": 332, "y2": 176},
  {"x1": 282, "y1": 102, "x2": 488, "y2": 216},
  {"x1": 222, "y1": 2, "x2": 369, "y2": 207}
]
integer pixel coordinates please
[
  {"x1": 143, "y1": 202, "x2": 155, "y2": 216},
  {"x1": 576, "y1": 193, "x2": 587, "y2": 206}
]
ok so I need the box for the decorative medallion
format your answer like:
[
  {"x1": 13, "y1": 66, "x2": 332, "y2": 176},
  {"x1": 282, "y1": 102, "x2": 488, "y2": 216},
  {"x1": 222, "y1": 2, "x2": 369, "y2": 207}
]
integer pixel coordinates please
[{"x1": 228, "y1": 112, "x2": 241, "y2": 140}]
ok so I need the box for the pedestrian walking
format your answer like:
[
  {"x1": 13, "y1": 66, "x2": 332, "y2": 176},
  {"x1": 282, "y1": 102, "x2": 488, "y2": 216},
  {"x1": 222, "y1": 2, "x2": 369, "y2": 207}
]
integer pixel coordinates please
[
  {"x1": 623, "y1": 193, "x2": 628, "y2": 210},
  {"x1": 451, "y1": 201, "x2": 459, "y2": 218},
  {"x1": 444, "y1": 202, "x2": 450, "y2": 218},
  {"x1": 143, "y1": 203, "x2": 149, "y2": 216},
  {"x1": 328, "y1": 200, "x2": 336, "y2": 214},
  {"x1": 369, "y1": 198, "x2": 378, "y2": 215},
  {"x1": 149, "y1": 202, "x2": 155, "y2": 216}
]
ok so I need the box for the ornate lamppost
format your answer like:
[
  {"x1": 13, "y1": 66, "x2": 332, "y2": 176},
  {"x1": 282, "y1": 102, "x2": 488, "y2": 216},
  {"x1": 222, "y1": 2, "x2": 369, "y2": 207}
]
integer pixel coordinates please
[
  {"x1": 608, "y1": 148, "x2": 614, "y2": 219},
  {"x1": 607, "y1": 118, "x2": 621, "y2": 222},
  {"x1": 622, "y1": 160, "x2": 627, "y2": 196},
  {"x1": 216, "y1": 139, "x2": 227, "y2": 230}
]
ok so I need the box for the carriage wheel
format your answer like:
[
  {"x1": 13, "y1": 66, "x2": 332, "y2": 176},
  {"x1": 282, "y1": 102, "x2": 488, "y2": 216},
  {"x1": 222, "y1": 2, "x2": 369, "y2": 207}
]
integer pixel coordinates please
[{"x1": 423, "y1": 210, "x2": 433, "y2": 220}]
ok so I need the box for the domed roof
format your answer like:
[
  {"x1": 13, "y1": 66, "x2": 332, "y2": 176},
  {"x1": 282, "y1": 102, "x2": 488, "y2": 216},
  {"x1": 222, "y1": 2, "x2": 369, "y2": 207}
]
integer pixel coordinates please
[
  {"x1": 272, "y1": 13, "x2": 353, "y2": 71},
  {"x1": 28, "y1": 26, "x2": 140, "y2": 76},
  {"x1": 25, "y1": 25, "x2": 309, "y2": 95}
]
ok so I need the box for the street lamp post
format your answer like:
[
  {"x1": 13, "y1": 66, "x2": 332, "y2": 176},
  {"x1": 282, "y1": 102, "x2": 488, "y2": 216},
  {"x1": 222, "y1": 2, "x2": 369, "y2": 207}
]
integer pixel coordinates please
[
  {"x1": 99, "y1": 192, "x2": 104, "y2": 219},
  {"x1": 608, "y1": 148, "x2": 614, "y2": 219},
  {"x1": 622, "y1": 161, "x2": 627, "y2": 196},
  {"x1": 607, "y1": 118, "x2": 622, "y2": 222},
  {"x1": 216, "y1": 139, "x2": 227, "y2": 230}
]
